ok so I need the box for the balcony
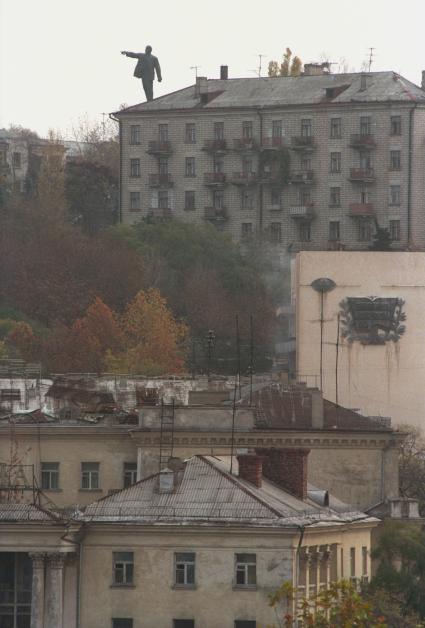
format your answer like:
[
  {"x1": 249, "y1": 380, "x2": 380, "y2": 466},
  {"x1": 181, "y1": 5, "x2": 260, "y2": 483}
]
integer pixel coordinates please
[
  {"x1": 291, "y1": 136, "x2": 315, "y2": 151},
  {"x1": 350, "y1": 134, "x2": 376, "y2": 149},
  {"x1": 147, "y1": 208, "x2": 173, "y2": 220},
  {"x1": 148, "y1": 173, "x2": 174, "y2": 188},
  {"x1": 289, "y1": 204, "x2": 315, "y2": 220},
  {"x1": 261, "y1": 137, "x2": 285, "y2": 150},
  {"x1": 349, "y1": 203, "x2": 376, "y2": 217},
  {"x1": 204, "y1": 172, "x2": 227, "y2": 186},
  {"x1": 327, "y1": 240, "x2": 345, "y2": 251},
  {"x1": 204, "y1": 207, "x2": 228, "y2": 222},
  {"x1": 202, "y1": 139, "x2": 228, "y2": 153},
  {"x1": 147, "y1": 141, "x2": 172, "y2": 155},
  {"x1": 233, "y1": 138, "x2": 258, "y2": 151},
  {"x1": 229, "y1": 172, "x2": 258, "y2": 186},
  {"x1": 289, "y1": 170, "x2": 314, "y2": 185},
  {"x1": 349, "y1": 167, "x2": 375, "y2": 182}
]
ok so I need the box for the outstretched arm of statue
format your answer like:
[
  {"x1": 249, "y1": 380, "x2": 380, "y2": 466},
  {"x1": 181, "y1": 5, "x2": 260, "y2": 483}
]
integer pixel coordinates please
[{"x1": 121, "y1": 51, "x2": 141, "y2": 58}]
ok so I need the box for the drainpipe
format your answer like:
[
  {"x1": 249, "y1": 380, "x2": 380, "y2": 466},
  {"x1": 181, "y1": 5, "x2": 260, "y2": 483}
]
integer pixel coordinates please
[
  {"x1": 256, "y1": 108, "x2": 264, "y2": 232},
  {"x1": 407, "y1": 104, "x2": 417, "y2": 248}
]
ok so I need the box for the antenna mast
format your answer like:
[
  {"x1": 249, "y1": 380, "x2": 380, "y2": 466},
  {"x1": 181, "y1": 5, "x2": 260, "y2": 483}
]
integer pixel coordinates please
[{"x1": 367, "y1": 47, "x2": 375, "y2": 72}]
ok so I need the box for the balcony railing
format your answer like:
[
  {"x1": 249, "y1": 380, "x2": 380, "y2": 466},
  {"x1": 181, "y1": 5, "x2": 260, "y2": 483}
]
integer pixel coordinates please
[
  {"x1": 229, "y1": 172, "x2": 258, "y2": 185},
  {"x1": 349, "y1": 167, "x2": 375, "y2": 182},
  {"x1": 290, "y1": 170, "x2": 314, "y2": 184},
  {"x1": 233, "y1": 138, "x2": 258, "y2": 151},
  {"x1": 204, "y1": 207, "x2": 228, "y2": 221},
  {"x1": 148, "y1": 173, "x2": 174, "y2": 187},
  {"x1": 289, "y1": 204, "x2": 315, "y2": 219},
  {"x1": 202, "y1": 139, "x2": 227, "y2": 152},
  {"x1": 147, "y1": 141, "x2": 172, "y2": 155},
  {"x1": 291, "y1": 136, "x2": 315, "y2": 150},
  {"x1": 261, "y1": 137, "x2": 285, "y2": 149},
  {"x1": 349, "y1": 202, "x2": 375, "y2": 217},
  {"x1": 147, "y1": 207, "x2": 173, "y2": 220},
  {"x1": 350, "y1": 134, "x2": 376, "y2": 149},
  {"x1": 204, "y1": 172, "x2": 227, "y2": 186}
]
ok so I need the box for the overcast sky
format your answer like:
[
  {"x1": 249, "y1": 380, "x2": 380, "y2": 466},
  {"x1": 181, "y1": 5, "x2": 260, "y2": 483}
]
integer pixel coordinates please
[{"x1": 0, "y1": 0, "x2": 423, "y2": 138}]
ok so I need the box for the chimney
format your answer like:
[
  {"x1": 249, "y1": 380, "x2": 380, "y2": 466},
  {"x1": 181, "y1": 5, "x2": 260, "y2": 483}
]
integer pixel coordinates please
[
  {"x1": 195, "y1": 76, "x2": 208, "y2": 98},
  {"x1": 158, "y1": 468, "x2": 174, "y2": 493},
  {"x1": 237, "y1": 453, "x2": 264, "y2": 488},
  {"x1": 303, "y1": 62, "x2": 329, "y2": 76},
  {"x1": 255, "y1": 448, "x2": 310, "y2": 500},
  {"x1": 220, "y1": 65, "x2": 228, "y2": 80},
  {"x1": 310, "y1": 388, "x2": 324, "y2": 429},
  {"x1": 422, "y1": 71, "x2": 425, "y2": 91}
]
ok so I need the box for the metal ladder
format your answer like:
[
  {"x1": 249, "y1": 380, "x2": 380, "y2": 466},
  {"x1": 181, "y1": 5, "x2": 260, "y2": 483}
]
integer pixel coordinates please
[{"x1": 158, "y1": 399, "x2": 175, "y2": 471}]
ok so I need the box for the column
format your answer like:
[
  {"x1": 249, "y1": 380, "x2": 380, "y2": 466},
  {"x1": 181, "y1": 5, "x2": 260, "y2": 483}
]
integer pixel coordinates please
[
  {"x1": 29, "y1": 553, "x2": 45, "y2": 628},
  {"x1": 45, "y1": 553, "x2": 65, "y2": 628}
]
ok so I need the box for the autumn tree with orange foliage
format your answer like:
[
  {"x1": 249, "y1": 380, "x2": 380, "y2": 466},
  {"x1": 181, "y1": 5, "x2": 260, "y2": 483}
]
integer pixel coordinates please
[{"x1": 5, "y1": 322, "x2": 39, "y2": 362}]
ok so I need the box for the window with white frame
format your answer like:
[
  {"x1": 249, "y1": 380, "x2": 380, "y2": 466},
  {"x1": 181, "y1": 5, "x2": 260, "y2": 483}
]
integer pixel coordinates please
[
  {"x1": 360, "y1": 116, "x2": 371, "y2": 136},
  {"x1": 185, "y1": 123, "x2": 196, "y2": 144},
  {"x1": 214, "y1": 122, "x2": 224, "y2": 140},
  {"x1": 174, "y1": 552, "x2": 195, "y2": 586},
  {"x1": 158, "y1": 124, "x2": 168, "y2": 142},
  {"x1": 235, "y1": 553, "x2": 256, "y2": 586},
  {"x1": 213, "y1": 190, "x2": 224, "y2": 209},
  {"x1": 158, "y1": 157, "x2": 168, "y2": 175},
  {"x1": 301, "y1": 119, "x2": 312, "y2": 137},
  {"x1": 130, "y1": 191, "x2": 140, "y2": 210},
  {"x1": 123, "y1": 462, "x2": 137, "y2": 488},
  {"x1": 272, "y1": 120, "x2": 282, "y2": 138},
  {"x1": 242, "y1": 121, "x2": 253, "y2": 139},
  {"x1": 113, "y1": 551, "x2": 134, "y2": 586},
  {"x1": 130, "y1": 125, "x2": 141, "y2": 145},
  {"x1": 330, "y1": 118, "x2": 341, "y2": 139},
  {"x1": 330, "y1": 152, "x2": 341, "y2": 173},
  {"x1": 41, "y1": 462, "x2": 59, "y2": 490},
  {"x1": 390, "y1": 185, "x2": 401, "y2": 206},
  {"x1": 329, "y1": 187, "x2": 340, "y2": 207},
  {"x1": 185, "y1": 157, "x2": 196, "y2": 177},
  {"x1": 158, "y1": 190, "x2": 169, "y2": 209},
  {"x1": 81, "y1": 462, "x2": 99, "y2": 489},
  {"x1": 130, "y1": 158, "x2": 140, "y2": 177}
]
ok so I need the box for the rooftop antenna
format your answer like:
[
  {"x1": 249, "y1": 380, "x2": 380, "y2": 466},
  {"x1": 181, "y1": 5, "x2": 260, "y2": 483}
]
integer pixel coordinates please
[
  {"x1": 190, "y1": 65, "x2": 201, "y2": 79},
  {"x1": 99, "y1": 113, "x2": 109, "y2": 140},
  {"x1": 367, "y1": 47, "x2": 375, "y2": 72},
  {"x1": 257, "y1": 54, "x2": 266, "y2": 77}
]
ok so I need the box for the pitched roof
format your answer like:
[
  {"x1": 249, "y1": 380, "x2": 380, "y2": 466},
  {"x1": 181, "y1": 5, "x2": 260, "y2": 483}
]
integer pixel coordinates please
[
  {"x1": 117, "y1": 72, "x2": 425, "y2": 114},
  {"x1": 0, "y1": 502, "x2": 62, "y2": 522},
  {"x1": 82, "y1": 455, "x2": 373, "y2": 528}
]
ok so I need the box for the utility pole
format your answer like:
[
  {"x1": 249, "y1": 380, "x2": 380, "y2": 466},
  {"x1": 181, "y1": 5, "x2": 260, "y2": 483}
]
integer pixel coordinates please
[{"x1": 190, "y1": 65, "x2": 201, "y2": 79}]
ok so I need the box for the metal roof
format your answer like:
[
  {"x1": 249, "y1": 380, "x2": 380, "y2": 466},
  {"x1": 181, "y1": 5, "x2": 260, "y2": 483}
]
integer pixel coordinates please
[
  {"x1": 117, "y1": 72, "x2": 425, "y2": 115},
  {"x1": 82, "y1": 455, "x2": 374, "y2": 528},
  {"x1": 0, "y1": 503, "x2": 60, "y2": 522}
]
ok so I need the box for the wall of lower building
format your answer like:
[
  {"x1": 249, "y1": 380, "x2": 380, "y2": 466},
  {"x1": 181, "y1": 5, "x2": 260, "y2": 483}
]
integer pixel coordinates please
[{"x1": 295, "y1": 251, "x2": 425, "y2": 430}]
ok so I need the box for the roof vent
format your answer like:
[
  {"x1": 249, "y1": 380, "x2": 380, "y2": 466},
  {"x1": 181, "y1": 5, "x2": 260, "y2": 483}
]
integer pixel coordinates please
[{"x1": 220, "y1": 65, "x2": 228, "y2": 80}]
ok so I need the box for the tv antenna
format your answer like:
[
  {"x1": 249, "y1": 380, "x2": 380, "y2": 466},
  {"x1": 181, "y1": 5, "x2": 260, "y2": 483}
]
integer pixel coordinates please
[
  {"x1": 257, "y1": 53, "x2": 266, "y2": 77},
  {"x1": 367, "y1": 47, "x2": 375, "y2": 72},
  {"x1": 190, "y1": 65, "x2": 201, "y2": 79}
]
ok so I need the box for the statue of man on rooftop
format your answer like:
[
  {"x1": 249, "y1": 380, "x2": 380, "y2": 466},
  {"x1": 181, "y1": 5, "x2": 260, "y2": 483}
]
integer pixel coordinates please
[{"x1": 121, "y1": 46, "x2": 162, "y2": 102}]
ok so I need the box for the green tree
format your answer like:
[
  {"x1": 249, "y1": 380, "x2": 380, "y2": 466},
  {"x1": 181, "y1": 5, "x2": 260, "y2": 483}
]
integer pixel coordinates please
[{"x1": 268, "y1": 48, "x2": 303, "y2": 77}]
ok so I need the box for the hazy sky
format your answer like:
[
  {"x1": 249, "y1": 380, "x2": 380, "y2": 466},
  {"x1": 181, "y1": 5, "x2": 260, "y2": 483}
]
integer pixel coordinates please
[{"x1": 0, "y1": 0, "x2": 423, "y2": 138}]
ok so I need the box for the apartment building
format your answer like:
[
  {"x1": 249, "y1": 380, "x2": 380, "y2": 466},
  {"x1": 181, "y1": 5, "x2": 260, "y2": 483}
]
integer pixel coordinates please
[{"x1": 115, "y1": 68, "x2": 425, "y2": 251}]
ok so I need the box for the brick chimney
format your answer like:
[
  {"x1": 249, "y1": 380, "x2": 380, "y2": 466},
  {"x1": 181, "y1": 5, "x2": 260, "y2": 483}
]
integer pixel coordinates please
[
  {"x1": 237, "y1": 453, "x2": 264, "y2": 488},
  {"x1": 195, "y1": 76, "x2": 208, "y2": 98},
  {"x1": 255, "y1": 448, "x2": 310, "y2": 500},
  {"x1": 220, "y1": 65, "x2": 228, "y2": 80}
]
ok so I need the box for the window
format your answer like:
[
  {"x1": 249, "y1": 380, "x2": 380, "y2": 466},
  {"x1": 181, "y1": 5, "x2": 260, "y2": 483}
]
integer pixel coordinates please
[
  {"x1": 360, "y1": 188, "x2": 370, "y2": 204},
  {"x1": 158, "y1": 190, "x2": 169, "y2": 209},
  {"x1": 213, "y1": 190, "x2": 224, "y2": 209},
  {"x1": 112, "y1": 619, "x2": 133, "y2": 628},
  {"x1": 391, "y1": 115, "x2": 401, "y2": 136},
  {"x1": 185, "y1": 123, "x2": 196, "y2": 144},
  {"x1": 241, "y1": 190, "x2": 254, "y2": 209},
  {"x1": 330, "y1": 187, "x2": 340, "y2": 207},
  {"x1": 242, "y1": 121, "x2": 253, "y2": 139},
  {"x1": 272, "y1": 120, "x2": 282, "y2": 138},
  {"x1": 130, "y1": 192, "x2": 140, "y2": 210},
  {"x1": 330, "y1": 118, "x2": 341, "y2": 139},
  {"x1": 235, "y1": 553, "x2": 256, "y2": 586},
  {"x1": 185, "y1": 191, "x2": 195, "y2": 210},
  {"x1": 130, "y1": 158, "x2": 140, "y2": 177},
  {"x1": 213, "y1": 157, "x2": 224, "y2": 173},
  {"x1": 329, "y1": 221, "x2": 340, "y2": 241},
  {"x1": 12, "y1": 152, "x2": 21, "y2": 168},
  {"x1": 81, "y1": 462, "x2": 99, "y2": 489},
  {"x1": 390, "y1": 185, "x2": 401, "y2": 206},
  {"x1": 242, "y1": 157, "x2": 253, "y2": 173},
  {"x1": 389, "y1": 219, "x2": 401, "y2": 241},
  {"x1": 390, "y1": 150, "x2": 401, "y2": 171},
  {"x1": 173, "y1": 621, "x2": 194, "y2": 628},
  {"x1": 130, "y1": 125, "x2": 141, "y2": 145},
  {"x1": 185, "y1": 157, "x2": 196, "y2": 177},
  {"x1": 123, "y1": 462, "x2": 137, "y2": 488},
  {"x1": 362, "y1": 547, "x2": 368, "y2": 577},
  {"x1": 241, "y1": 223, "x2": 253, "y2": 239},
  {"x1": 357, "y1": 220, "x2": 371, "y2": 242},
  {"x1": 300, "y1": 189, "x2": 311, "y2": 205},
  {"x1": 235, "y1": 622, "x2": 256, "y2": 628},
  {"x1": 271, "y1": 188, "x2": 281, "y2": 208},
  {"x1": 301, "y1": 119, "x2": 312, "y2": 137},
  {"x1": 158, "y1": 124, "x2": 168, "y2": 142},
  {"x1": 41, "y1": 462, "x2": 59, "y2": 490},
  {"x1": 301, "y1": 156, "x2": 311, "y2": 171},
  {"x1": 299, "y1": 222, "x2": 311, "y2": 242},
  {"x1": 359, "y1": 152, "x2": 371, "y2": 170},
  {"x1": 330, "y1": 152, "x2": 341, "y2": 173},
  {"x1": 158, "y1": 157, "x2": 168, "y2": 175},
  {"x1": 360, "y1": 116, "x2": 371, "y2": 136},
  {"x1": 113, "y1": 552, "x2": 134, "y2": 586},
  {"x1": 214, "y1": 122, "x2": 224, "y2": 140},
  {"x1": 350, "y1": 547, "x2": 356, "y2": 578},
  {"x1": 175, "y1": 552, "x2": 195, "y2": 587},
  {"x1": 270, "y1": 222, "x2": 282, "y2": 244}
]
